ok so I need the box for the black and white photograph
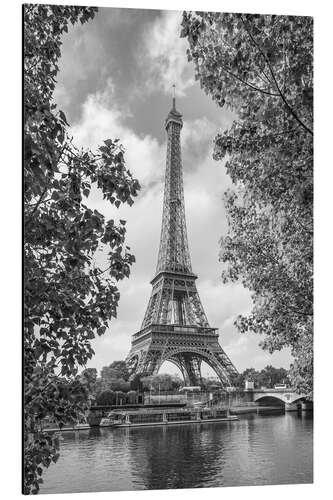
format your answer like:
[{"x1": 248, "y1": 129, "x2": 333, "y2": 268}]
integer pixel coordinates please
[{"x1": 23, "y1": 1, "x2": 314, "y2": 495}]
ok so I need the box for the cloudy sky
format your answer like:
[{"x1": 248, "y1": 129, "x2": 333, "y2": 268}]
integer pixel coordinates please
[{"x1": 54, "y1": 7, "x2": 292, "y2": 376}]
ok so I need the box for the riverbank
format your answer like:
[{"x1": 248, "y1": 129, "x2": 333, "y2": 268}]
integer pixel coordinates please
[
  {"x1": 42, "y1": 402, "x2": 313, "y2": 431},
  {"x1": 230, "y1": 405, "x2": 284, "y2": 415}
]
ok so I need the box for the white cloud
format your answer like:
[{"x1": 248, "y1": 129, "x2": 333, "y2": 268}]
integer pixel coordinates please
[
  {"x1": 182, "y1": 117, "x2": 216, "y2": 144},
  {"x1": 140, "y1": 10, "x2": 194, "y2": 96},
  {"x1": 71, "y1": 80, "x2": 164, "y2": 188}
]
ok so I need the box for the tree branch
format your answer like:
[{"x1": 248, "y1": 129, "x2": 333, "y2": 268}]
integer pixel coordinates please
[
  {"x1": 28, "y1": 187, "x2": 48, "y2": 217},
  {"x1": 281, "y1": 303, "x2": 313, "y2": 317},
  {"x1": 196, "y1": 36, "x2": 279, "y2": 97},
  {"x1": 222, "y1": 65, "x2": 280, "y2": 97},
  {"x1": 27, "y1": 197, "x2": 53, "y2": 207},
  {"x1": 289, "y1": 214, "x2": 313, "y2": 235},
  {"x1": 240, "y1": 16, "x2": 313, "y2": 136}
]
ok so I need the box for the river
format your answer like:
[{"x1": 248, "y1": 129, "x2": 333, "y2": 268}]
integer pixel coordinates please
[{"x1": 40, "y1": 411, "x2": 313, "y2": 494}]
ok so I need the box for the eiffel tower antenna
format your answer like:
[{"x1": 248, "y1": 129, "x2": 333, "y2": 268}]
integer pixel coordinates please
[
  {"x1": 126, "y1": 98, "x2": 238, "y2": 387},
  {"x1": 172, "y1": 84, "x2": 176, "y2": 109}
]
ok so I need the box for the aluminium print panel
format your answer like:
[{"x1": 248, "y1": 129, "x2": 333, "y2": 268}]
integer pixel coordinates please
[{"x1": 23, "y1": 3, "x2": 313, "y2": 495}]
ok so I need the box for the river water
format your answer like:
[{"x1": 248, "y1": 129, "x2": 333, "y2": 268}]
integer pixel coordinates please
[{"x1": 40, "y1": 411, "x2": 313, "y2": 494}]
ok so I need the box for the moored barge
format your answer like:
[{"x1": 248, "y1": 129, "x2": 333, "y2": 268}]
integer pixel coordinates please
[{"x1": 103, "y1": 407, "x2": 238, "y2": 428}]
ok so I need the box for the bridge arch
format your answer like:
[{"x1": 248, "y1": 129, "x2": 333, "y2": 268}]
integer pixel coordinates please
[
  {"x1": 254, "y1": 395, "x2": 286, "y2": 406},
  {"x1": 254, "y1": 392, "x2": 306, "y2": 405}
]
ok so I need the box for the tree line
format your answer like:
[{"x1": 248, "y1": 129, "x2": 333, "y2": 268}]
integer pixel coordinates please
[
  {"x1": 234, "y1": 365, "x2": 289, "y2": 389},
  {"x1": 81, "y1": 362, "x2": 289, "y2": 406}
]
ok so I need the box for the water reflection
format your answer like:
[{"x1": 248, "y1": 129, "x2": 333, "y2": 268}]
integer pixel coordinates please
[
  {"x1": 88, "y1": 427, "x2": 101, "y2": 438},
  {"x1": 128, "y1": 423, "x2": 229, "y2": 489},
  {"x1": 40, "y1": 412, "x2": 313, "y2": 494}
]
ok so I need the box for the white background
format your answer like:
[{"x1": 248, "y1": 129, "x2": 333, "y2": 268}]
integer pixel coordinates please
[{"x1": 1, "y1": 0, "x2": 331, "y2": 498}]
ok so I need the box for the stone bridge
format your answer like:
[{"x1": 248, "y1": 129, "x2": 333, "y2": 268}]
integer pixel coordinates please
[
  {"x1": 252, "y1": 389, "x2": 310, "y2": 411},
  {"x1": 208, "y1": 388, "x2": 311, "y2": 411}
]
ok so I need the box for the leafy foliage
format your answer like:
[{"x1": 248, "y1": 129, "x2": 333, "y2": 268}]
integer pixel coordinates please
[
  {"x1": 130, "y1": 373, "x2": 144, "y2": 391},
  {"x1": 96, "y1": 390, "x2": 116, "y2": 406},
  {"x1": 141, "y1": 374, "x2": 184, "y2": 392},
  {"x1": 200, "y1": 377, "x2": 223, "y2": 390},
  {"x1": 181, "y1": 12, "x2": 313, "y2": 396},
  {"x1": 95, "y1": 388, "x2": 136, "y2": 406},
  {"x1": 24, "y1": 4, "x2": 140, "y2": 494},
  {"x1": 101, "y1": 360, "x2": 130, "y2": 382},
  {"x1": 91, "y1": 361, "x2": 131, "y2": 396},
  {"x1": 235, "y1": 366, "x2": 289, "y2": 389}
]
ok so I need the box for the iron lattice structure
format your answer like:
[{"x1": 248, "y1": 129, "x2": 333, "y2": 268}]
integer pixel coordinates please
[{"x1": 126, "y1": 98, "x2": 238, "y2": 386}]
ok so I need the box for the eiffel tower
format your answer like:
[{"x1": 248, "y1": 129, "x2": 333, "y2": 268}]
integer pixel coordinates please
[{"x1": 126, "y1": 92, "x2": 238, "y2": 387}]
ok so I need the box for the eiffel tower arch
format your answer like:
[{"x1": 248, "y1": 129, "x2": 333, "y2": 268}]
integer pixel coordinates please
[{"x1": 126, "y1": 94, "x2": 238, "y2": 387}]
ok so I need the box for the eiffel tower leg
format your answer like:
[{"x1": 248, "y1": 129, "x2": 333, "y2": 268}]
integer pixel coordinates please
[
  {"x1": 207, "y1": 348, "x2": 239, "y2": 387},
  {"x1": 187, "y1": 356, "x2": 202, "y2": 386},
  {"x1": 193, "y1": 349, "x2": 238, "y2": 388},
  {"x1": 126, "y1": 347, "x2": 164, "y2": 379},
  {"x1": 145, "y1": 350, "x2": 164, "y2": 375},
  {"x1": 168, "y1": 349, "x2": 237, "y2": 388},
  {"x1": 174, "y1": 353, "x2": 202, "y2": 386},
  {"x1": 168, "y1": 356, "x2": 189, "y2": 384}
]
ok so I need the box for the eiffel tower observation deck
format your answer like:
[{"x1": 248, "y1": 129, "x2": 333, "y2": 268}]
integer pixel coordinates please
[{"x1": 126, "y1": 92, "x2": 238, "y2": 387}]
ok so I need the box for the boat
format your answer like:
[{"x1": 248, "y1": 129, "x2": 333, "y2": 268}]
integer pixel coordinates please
[
  {"x1": 74, "y1": 422, "x2": 90, "y2": 430},
  {"x1": 105, "y1": 407, "x2": 238, "y2": 428},
  {"x1": 100, "y1": 417, "x2": 117, "y2": 427}
]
